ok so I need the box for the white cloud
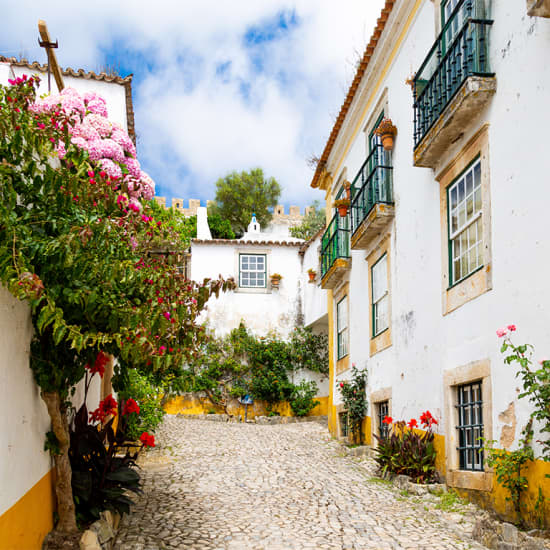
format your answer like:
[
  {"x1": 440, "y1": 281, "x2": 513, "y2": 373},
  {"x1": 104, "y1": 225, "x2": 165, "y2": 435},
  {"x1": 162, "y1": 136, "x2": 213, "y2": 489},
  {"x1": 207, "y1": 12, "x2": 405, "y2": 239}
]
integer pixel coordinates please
[{"x1": 0, "y1": 0, "x2": 386, "y2": 207}]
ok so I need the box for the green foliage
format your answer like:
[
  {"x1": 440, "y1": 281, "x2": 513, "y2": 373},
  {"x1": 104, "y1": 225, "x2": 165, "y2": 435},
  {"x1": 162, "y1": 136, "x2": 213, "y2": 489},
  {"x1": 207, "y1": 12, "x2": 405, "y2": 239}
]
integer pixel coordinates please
[
  {"x1": 147, "y1": 200, "x2": 197, "y2": 244},
  {"x1": 207, "y1": 212, "x2": 235, "y2": 239},
  {"x1": 499, "y1": 335, "x2": 550, "y2": 462},
  {"x1": 44, "y1": 431, "x2": 61, "y2": 456},
  {"x1": 338, "y1": 365, "x2": 367, "y2": 443},
  {"x1": 209, "y1": 168, "x2": 281, "y2": 236},
  {"x1": 116, "y1": 370, "x2": 165, "y2": 441},
  {"x1": 185, "y1": 323, "x2": 327, "y2": 413},
  {"x1": 289, "y1": 380, "x2": 319, "y2": 417},
  {"x1": 289, "y1": 200, "x2": 326, "y2": 240},
  {"x1": 485, "y1": 421, "x2": 535, "y2": 526},
  {"x1": 373, "y1": 420, "x2": 438, "y2": 483}
]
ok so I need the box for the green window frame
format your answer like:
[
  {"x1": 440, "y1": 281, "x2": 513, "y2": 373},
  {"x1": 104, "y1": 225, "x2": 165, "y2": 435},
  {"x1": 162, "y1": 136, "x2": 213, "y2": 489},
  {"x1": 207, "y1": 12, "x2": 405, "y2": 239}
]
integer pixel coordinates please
[
  {"x1": 371, "y1": 253, "x2": 389, "y2": 338},
  {"x1": 239, "y1": 254, "x2": 266, "y2": 288},
  {"x1": 447, "y1": 157, "x2": 482, "y2": 286},
  {"x1": 336, "y1": 296, "x2": 349, "y2": 360}
]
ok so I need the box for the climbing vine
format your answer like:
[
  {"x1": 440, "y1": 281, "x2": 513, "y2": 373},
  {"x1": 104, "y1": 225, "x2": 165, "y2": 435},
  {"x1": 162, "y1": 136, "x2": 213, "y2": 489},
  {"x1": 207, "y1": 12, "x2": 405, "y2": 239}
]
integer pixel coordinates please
[{"x1": 338, "y1": 364, "x2": 367, "y2": 444}]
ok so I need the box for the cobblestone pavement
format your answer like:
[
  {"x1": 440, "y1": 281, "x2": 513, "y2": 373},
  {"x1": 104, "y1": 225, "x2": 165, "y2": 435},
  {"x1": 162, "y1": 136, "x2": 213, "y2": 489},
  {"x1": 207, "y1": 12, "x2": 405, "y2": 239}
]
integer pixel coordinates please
[{"x1": 114, "y1": 416, "x2": 487, "y2": 550}]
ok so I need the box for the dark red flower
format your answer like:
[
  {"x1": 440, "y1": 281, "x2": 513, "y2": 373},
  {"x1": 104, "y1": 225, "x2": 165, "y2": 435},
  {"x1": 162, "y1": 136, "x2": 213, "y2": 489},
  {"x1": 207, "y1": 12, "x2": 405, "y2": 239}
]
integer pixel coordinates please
[
  {"x1": 89, "y1": 393, "x2": 118, "y2": 423},
  {"x1": 123, "y1": 398, "x2": 140, "y2": 416},
  {"x1": 86, "y1": 351, "x2": 109, "y2": 377}
]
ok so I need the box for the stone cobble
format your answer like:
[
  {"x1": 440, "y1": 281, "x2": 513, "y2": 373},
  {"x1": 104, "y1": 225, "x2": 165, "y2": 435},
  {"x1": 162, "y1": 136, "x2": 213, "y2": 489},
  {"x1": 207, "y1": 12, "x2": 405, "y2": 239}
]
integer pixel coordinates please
[{"x1": 114, "y1": 416, "x2": 487, "y2": 550}]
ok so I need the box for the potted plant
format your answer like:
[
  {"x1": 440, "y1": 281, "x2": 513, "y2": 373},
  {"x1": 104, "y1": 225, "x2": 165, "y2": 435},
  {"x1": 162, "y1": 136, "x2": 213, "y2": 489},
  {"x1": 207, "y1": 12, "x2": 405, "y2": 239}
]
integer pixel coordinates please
[
  {"x1": 307, "y1": 268, "x2": 317, "y2": 282},
  {"x1": 344, "y1": 180, "x2": 352, "y2": 201},
  {"x1": 334, "y1": 198, "x2": 350, "y2": 218},
  {"x1": 375, "y1": 117, "x2": 397, "y2": 151},
  {"x1": 270, "y1": 273, "x2": 282, "y2": 288}
]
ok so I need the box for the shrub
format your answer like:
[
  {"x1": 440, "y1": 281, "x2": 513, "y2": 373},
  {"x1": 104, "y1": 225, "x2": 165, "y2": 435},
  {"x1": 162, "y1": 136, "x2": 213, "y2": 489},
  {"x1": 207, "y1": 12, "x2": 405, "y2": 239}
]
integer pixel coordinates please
[
  {"x1": 338, "y1": 364, "x2": 367, "y2": 444},
  {"x1": 373, "y1": 411, "x2": 438, "y2": 483},
  {"x1": 117, "y1": 369, "x2": 165, "y2": 441},
  {"x1": 289, "y1": 380, "x2": 319, "y2": 417}
]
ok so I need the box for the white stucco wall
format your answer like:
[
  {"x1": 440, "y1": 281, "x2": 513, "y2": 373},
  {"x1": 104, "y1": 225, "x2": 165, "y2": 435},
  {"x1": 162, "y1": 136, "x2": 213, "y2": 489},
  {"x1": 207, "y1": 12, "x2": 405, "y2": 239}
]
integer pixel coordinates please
[
  {"x1": 0, "y1": 287, "x2": 51, "y2": 516},
  {"x1": 327, "y1": 0, "x2": 550, "y2": 457},
  {"x1": 192, "y1": 241, "x2": 303, "y2": 339},
  {"x1": 302, "y1": 232, "x2": 328, "y2": 330}
]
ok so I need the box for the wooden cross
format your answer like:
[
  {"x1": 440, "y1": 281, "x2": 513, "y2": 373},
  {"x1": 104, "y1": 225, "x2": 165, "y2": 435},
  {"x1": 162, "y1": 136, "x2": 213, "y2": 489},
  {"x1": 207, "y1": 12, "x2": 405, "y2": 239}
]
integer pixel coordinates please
[{"x1": 38, "y1": 20, "x2": 64, "y2": 92}]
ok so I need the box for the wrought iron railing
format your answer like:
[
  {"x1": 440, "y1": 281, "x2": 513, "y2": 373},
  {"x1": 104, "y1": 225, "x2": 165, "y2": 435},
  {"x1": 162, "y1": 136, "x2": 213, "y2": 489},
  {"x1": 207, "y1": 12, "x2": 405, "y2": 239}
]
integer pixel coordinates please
[
  {"x1": 350, "y1": 144, "x2": 393, "y2": 236},
  {"x1": 413, "y1": 0, "x2": 494, "y2": 148},
  {"x1": 321, "y1": 212, "x2": 350, "y2": 278}
]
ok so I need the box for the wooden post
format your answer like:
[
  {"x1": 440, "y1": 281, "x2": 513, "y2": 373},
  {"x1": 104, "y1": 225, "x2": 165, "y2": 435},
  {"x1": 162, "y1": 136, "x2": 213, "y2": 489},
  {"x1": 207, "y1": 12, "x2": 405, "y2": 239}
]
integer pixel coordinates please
[{"x1": 38, "y1": 20, "x2": 64, "y2": 92}]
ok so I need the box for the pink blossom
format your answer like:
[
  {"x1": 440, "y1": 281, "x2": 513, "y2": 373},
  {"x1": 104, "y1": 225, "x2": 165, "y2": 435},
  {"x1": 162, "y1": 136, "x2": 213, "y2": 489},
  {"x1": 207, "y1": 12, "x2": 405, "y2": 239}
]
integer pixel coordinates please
[
  {"x1": 99, "y1": 159, "x2": 122, "y2": 181},
  {"x1": 55, "y1": 141, "x2": 67, "y2": 159},
  {"x1": 116, "y1": 194, "x2": 128, "y2": 209},
  {"x1": 130, "y1": 236, "x2": 138, "y2": 250},
  {"x1": 83, "y1": 113, "x2": 112, "y2": 138},
  {"x1": 496, "y1": 328, "x2": 508, "y2": 338},
  {"x1": 83, "y1": 92, "x2": 108, "y2": 117},
  {"x1": 163, "y1": 311, "x2": 171, "y2": 320},
  {"x1": 128, "y1": 198, "x2": 142, "y2": 213},
  {"x1": 124, "y1": 157, "x2": 141, "y2": 179},
  {"x1": 141, "y1": 214, "x2": 152, "y2": 223},
  {"x1": 139, "y1": 172, "x2": 155, "y2": 200},
  {"x1": 111, "y1": 126, "x2": 136, "y2": 157},
  {"x1": 507, "y1": 324, "x2": 516, "y2": 332}
]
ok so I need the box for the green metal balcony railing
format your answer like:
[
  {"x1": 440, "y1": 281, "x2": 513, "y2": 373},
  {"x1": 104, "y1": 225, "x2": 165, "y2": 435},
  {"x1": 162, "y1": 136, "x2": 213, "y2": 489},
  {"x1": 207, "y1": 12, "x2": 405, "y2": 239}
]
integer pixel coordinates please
[
  {"x1": 413, "y1": 0, "x2": 494, "y2": 148},
  {"x1": 350, "y1": 144, "x2": 393, "y2": 236},
  {"x1": 321, "y1": 212, "x2": 350, "y2": 279}
]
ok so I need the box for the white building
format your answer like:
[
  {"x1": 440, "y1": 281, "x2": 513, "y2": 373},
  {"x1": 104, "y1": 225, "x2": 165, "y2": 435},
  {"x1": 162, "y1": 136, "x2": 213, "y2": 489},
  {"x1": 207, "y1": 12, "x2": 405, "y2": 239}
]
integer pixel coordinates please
[
  {"x1": 311, "y1": 0, "x2": 550, "y2": 523},
  {"x1": 0, "y1": 56, "x2": 135, "y2": 548}
]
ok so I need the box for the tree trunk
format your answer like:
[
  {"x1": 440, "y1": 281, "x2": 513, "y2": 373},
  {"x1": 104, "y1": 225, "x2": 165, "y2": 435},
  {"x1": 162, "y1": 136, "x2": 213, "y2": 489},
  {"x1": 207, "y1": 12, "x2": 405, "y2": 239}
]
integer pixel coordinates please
[{"x1": 41, "y1": 391, "x2": 78, "y2": 534}]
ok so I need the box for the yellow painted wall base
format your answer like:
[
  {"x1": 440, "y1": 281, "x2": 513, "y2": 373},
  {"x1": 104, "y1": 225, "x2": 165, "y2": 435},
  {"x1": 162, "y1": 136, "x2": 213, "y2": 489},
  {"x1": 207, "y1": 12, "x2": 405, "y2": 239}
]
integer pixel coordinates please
[
  {"x1": 0, "y1": 469, "x2": 55, "y2": 550},
  {"x1": 164, "y1": 394, "x2": 329, "y2": 419}
]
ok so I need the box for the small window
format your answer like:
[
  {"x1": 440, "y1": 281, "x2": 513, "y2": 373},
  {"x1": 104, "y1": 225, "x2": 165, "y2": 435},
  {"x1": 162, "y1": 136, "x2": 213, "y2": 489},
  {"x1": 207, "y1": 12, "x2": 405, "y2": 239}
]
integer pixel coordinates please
[
  {"x1": 448, "y1": 158, "x2": 482, "y2": 285},
  {"x1": 339, "y1": 411, "x2": 349, "y2": 438},
  {"x1": 337, "y1": 297, "x2": 349, "y2": 359},
  {"x1": 377, "y1": 400, "x2": 390, "y2": 439},
  {"x1": 372, "y1": 254, "x2": 389, "y2": 337},
  {"x1": 239, "y1": 254, "x2": 266, "y2": 288},
  {"x1": 457, "y1": 381, "x2": 484, "y2": 471}
]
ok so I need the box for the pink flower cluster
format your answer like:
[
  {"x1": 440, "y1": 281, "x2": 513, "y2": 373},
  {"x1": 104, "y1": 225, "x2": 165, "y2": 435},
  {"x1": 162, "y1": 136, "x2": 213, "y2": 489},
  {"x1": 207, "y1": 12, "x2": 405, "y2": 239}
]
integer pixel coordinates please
[
  {"x1": 496, "y1": 324, "x2": 516, "y2": 338},
  {"x1": 29, "y1": 87, "x2": 155, "y2": 205}
]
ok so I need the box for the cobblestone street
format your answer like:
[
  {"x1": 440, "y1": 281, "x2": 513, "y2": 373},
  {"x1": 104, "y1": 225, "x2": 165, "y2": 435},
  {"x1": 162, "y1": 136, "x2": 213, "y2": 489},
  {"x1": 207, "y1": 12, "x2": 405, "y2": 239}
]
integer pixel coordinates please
[{"x1": 114, "y1": 416, "x2": 486, "y2": 550}]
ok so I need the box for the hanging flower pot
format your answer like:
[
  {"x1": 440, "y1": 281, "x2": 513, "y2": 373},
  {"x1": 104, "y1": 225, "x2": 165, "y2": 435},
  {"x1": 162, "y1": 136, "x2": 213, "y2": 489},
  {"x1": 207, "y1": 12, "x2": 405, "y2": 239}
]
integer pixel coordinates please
[
  {"x1": 307, "y1": 269, "x2": 316, "y2": 282},
  {"x1": 374, "y1": 117, "x2": 397, "y2": 151},
  {"x1": 334, "y1": 198, "x2": 350, "y2": 218},
  {"x1": 270, "y1": 273, "x2": 282, "y2": 288}
]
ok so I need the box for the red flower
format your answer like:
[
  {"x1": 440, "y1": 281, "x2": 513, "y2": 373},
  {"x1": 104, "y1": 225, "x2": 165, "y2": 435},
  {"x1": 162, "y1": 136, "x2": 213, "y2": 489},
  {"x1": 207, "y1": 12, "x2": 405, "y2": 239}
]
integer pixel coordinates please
[
  {"x1": 86, "y1": 351, "x2": 109, "y2": 378},
  {"x1": 382, "y1": 416, "x2": 393, "y2": 425},
  {"x1": 408, "y1": 418, "x2": 418, "y2": 429},
  {"x1": 140, "y1": 432, "x2": 155, "y2": 447},
  {"x1": 507, "y1": 324, "x2": 516, "y2": 332},
  {"x1": 339, "y1": 382, "x2": 344, "y2": 388},
  {"x1": 420, "y1": 410, "x2": 438, "y2": 427},
  {"x1": 122, "y1": 398, "x2": 140, "y2": 416},
  {"x1": 89, "y1": 393, "x2": 118, "y2": 423}
]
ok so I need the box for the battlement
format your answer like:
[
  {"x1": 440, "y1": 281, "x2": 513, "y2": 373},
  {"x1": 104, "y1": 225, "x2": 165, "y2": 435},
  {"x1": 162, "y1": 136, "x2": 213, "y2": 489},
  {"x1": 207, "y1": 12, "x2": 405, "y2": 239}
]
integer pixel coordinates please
[
  {"x1": 272, "y1": 204, "x2": 311, "y2": 220},
  {"x1": 154, "y1": 197, "x2": 214, "y2": 217}
]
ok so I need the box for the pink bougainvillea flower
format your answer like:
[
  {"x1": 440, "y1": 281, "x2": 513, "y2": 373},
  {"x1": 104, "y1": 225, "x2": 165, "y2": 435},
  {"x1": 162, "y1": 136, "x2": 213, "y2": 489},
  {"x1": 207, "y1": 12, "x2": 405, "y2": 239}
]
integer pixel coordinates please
[
  {"x1": 496, "y1": 327, "x2": 508, "y2": 338},
  {"x1": 128, "y1": 198, "x2": 142, "y2": 213}
]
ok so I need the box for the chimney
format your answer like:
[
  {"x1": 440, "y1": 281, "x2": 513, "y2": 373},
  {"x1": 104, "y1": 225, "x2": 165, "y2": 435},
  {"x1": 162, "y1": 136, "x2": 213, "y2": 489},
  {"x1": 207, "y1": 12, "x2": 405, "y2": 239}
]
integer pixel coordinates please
[{"x1": 196, "y1": 207, "x2": 212, "y2": 240}]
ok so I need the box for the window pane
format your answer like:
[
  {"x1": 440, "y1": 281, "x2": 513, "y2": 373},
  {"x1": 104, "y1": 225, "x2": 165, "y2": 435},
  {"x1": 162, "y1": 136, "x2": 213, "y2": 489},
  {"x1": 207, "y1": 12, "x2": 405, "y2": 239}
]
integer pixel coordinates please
[
  {"x1": 372, "y1": 255, "x2": 387, "y2": 302},
  {"x1": 465, "y1": 172, "x2": 473, "y2": 197}
]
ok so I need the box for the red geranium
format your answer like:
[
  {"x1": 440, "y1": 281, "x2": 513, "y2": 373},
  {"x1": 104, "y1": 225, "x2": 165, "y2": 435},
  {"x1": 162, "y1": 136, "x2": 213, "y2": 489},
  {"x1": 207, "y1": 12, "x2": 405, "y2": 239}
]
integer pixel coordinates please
[
  {"x1": 140, "y1": 432, "x2": 155, "y2": 447},
  {"x1": 89, "y1": 393, "x2": 118, "y2": 423},
  {"x1": 382, "y1": 415, "x2": 393, "y2": 425},
  {"x1": 122, "y1": 398, "x2": 140, "y2": 416},
  {"x1": 85, "y1": 351, "x2": 110, "y2": 378}
]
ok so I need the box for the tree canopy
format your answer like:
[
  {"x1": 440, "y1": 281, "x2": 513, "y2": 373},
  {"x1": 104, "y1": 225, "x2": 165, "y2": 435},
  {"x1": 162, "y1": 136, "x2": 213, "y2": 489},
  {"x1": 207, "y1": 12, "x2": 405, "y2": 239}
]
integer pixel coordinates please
[
  {"x1": 0, "y1": 77, "x2": 233, "y2": 532},
  {"x1": 209, "y1": 168, "x2": 281, "y2": 236},
  {"x1": 289, "y1": 200, "x2": 326, "y2": 240}
]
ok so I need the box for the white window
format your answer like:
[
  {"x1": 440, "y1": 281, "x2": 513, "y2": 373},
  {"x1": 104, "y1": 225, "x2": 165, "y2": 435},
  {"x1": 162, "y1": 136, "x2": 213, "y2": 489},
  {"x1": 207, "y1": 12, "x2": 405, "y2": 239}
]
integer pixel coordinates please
[
  {"x1": 372, "y1": 254, "x2": 389, "y2": 337},
  {"x1": 239, "y1": 254, "x2": 266, "y2": 288},
  {"x1": 337, "y1": 297, "x2": 349, "y2": 359},
  {"x1": 448, "y1": 158, "x2": 482, "y2": 285}
]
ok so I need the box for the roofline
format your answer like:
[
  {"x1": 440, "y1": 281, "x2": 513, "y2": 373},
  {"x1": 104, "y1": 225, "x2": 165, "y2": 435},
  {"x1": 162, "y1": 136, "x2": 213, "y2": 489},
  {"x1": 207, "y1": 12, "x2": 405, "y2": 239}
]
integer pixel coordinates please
[
  {"x1": 309, "y1": 0, "x2": 396, "y2": 189},
  {"x1": 0, "y1": 56, "x2": 136, "y2": 145},
  {"x1": 191, "y1": 238, "x2": 303, "y2": 247}
]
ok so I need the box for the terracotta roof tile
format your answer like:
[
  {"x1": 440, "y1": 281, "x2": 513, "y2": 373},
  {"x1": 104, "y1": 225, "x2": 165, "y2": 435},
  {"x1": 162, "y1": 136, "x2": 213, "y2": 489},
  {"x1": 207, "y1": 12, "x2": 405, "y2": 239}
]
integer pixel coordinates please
[{"x1": 310, "y1": 0, "x2": 396, "y2": 189}]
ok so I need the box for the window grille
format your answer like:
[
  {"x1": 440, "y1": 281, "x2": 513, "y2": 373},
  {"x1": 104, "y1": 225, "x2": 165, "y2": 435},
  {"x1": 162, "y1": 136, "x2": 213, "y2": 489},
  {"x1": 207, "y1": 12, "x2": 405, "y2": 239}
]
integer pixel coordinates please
[
  {"x1": 378, "y1": 401, "x2": 390, "y2": 439},
  {"x1": 339, "y1": 411, "x2": 349, "y2": 437},
  {"x1": 456, "y1": 381, "x2": 484, "y2": 471}
]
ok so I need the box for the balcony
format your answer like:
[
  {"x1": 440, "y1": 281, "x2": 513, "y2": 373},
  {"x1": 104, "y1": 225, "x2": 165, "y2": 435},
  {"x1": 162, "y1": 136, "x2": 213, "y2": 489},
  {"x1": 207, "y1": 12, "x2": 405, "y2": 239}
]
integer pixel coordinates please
[
  {"x1": 413, "y1": 0, "x2": 495, "y2": 168},
  {"x1": 320, "y1": 213, "x2": 350, "y2": 289},
  {"x1": 350, "y1": 145, "x2": 394, "y2": 250}
]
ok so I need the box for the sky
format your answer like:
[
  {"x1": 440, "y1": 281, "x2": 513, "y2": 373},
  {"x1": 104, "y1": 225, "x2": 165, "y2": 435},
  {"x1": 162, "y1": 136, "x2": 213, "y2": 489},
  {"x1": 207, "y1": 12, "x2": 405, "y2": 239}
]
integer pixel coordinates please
[{"x1": 0, "y1": 0, "x2": 386, "y2": 210}]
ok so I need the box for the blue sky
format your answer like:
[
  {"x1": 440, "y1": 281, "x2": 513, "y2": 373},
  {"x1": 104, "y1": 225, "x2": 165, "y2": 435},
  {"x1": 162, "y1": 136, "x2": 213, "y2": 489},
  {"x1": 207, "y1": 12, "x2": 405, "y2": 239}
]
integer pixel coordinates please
[{"x1": 0, "y1": 0, "x2": 385, "y2": 210}]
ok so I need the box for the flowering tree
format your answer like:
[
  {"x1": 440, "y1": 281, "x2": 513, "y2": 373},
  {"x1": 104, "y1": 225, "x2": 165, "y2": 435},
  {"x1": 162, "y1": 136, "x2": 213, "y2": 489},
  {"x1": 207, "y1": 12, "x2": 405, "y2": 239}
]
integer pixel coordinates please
[{"x1": 0, "y1": 76, "x2": 233, "y2": 532}]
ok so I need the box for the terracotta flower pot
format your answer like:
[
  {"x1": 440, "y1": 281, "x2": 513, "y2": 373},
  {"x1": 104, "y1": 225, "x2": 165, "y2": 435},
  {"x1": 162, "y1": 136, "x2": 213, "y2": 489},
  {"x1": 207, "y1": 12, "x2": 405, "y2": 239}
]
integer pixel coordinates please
[
  {"x1": 338, "y1": 205, "x2": 349, "y2": 218},
  {"x1": 271, "y1": 277, "x2": 280, "y2": 288},
  {"x1": 308, "y1": 272, "x2": 316, "y2": 282},
  {"x1": 381, "y1": 133, "x2": 394, "y2": 151}
]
